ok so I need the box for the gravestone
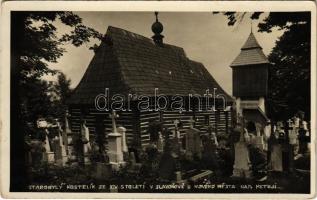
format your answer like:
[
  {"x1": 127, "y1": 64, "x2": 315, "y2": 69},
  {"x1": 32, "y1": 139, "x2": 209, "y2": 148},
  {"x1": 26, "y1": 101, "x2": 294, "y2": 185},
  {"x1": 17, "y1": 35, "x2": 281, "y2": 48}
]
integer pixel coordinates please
[
  {"x1": 73, "y1": 133, "x2": 84, "y2": 166},
  {"x1": 24, "y1": 139, "x2": 32, "y2": 167},
  {"x1": 268, "y1": 130, "x2": 283, "y2": 172},
  {"x1": 173, "y1": 119, "x2": 181, "y2": 139},
  {"x1": 263, "y1": 122, "x2": 271, "y2": 150},
  {"x1": 254, "y1": 123, "x2": 265, "y2": 150},
  {"x1": 30, "y1": 139, "x2": 44, "y2": 167},
  {"x1": 173, "y1": 119, "x2": 184, "y2": 153},
  {"x1": 276, "y1": 122, "x2": 292, "y2": 172},
  {"x1": 157, "y1": 132, "x2": 164, "y2": 152},
  {"x1": 185, "y1": 117, "x2": 202, "y2": 159},
  {"x1": 158, "y1": 143, "x2": 177, "y2": 180},
  {"x1": 298, "y1": 125, "x2": 309, "y2": 154},
  {"x1": 171, "y1": 137, "x2": 181, "y2": 156},
  {"x1": 65, "y1": 111, "x2": 76, "y2": 163},
  {"x1": 107, "y1": 111, "x2": 125, "y2": 170},
  {"x1": 129, "y1": 151, "x2": 137, "y2": 166},
  {"x1": 118, "y1": 126, "x2": 128, "y2": 153},
  {"x1": 232, "y1": 128, "x2": 252, "y2": 178},
  {"x1": 294, "y1": 116, "x2": 300, "y2": 128},
  {"x1": 56, "y1": 121, "x2": 68, "y2": 166},
  {"x1": 95, "y1": 162, "x2": 112, "y2": 180},
  {"x1": 288, "y1": 119, "x2": 298, "y2": 145},
  {"x1": 175, "y1": 171, "x2": 182, "y2": 183},
  {"x1": 201, "y1": 135, "x2": 219, "y2": 171},
  {"x1": 53, "y1": 136, "x2": 63, "y2": 166},
  {"x1": 43, "y1": 128, "x2": 55, "y2": 163},
  {"x1": 82, "y1": 120, "x2": 91, "y2": 165}
]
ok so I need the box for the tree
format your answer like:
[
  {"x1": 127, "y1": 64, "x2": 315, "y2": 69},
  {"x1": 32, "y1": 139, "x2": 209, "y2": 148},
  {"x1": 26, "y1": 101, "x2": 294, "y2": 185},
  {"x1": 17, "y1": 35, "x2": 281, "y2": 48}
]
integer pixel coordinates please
[
  {"x1": 11, "y1": 11, "x2": 102, "y2": 191},
  {"x1": 50, "y1": 72, "x2": 73, "y2": 121},
  {"x1": 221, "y1": 12, "x2": 311, "y2": 121}
]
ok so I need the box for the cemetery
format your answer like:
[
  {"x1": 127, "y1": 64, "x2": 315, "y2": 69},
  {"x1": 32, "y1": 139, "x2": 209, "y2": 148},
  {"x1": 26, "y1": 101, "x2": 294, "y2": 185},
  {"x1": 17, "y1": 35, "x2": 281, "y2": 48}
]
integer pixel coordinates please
[{"x1": 23, "y1": 13, "x2": 311, "y2": 193}]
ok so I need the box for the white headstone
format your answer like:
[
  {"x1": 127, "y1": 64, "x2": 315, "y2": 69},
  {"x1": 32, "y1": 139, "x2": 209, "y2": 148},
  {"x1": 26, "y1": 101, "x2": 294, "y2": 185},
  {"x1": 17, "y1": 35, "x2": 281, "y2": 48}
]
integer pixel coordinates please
[
  {"x1": 44, "y1": 129, "x2": 51, "y2": 152},
  {"x1": 232, "y1": 129, "x2": 251, "y2": 178},
  {"x1": 107, "y1": 111, "x2": 125, "y2": 170},
  {"x1": 83, "y1": 121, "x2": 91, "y2": 150},
  {"x1": 302, "y1": 121, "x2": 308, "y2": 130},
  {"x1": 57, "y1": 121, "x2": 68, "y2": 165},
  {"x1": 269, "y1": 132, "x2": 283, "y2": 172},
  {"x1": 43, "y1": 129, "x2": 55, "y2": 164},
  {"x1": 118, "y1": 126, "x2": 128, "y2": 153},
  {"x1": 254, "y1": 123, "x2": 265, "y2": 150},
  {"x1": 255, "y1": 123, "x2": 262, "y2": 137},
  {"x1": 82, "y1": 121, "x2": 91, "y2": 164},
  {"x1": 289, "y1": 128, "x2": 298, "y2": 145},
  {"x1": 264, "y1": 124, "x2": 271, "y2": 138}
]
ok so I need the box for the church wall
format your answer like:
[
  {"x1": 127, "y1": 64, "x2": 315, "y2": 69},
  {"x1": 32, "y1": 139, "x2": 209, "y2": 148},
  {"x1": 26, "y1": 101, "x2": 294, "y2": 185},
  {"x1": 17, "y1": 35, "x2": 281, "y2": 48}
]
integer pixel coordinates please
[{"x1": 68, "y1": 101, "x2": 232, "y2": 149}]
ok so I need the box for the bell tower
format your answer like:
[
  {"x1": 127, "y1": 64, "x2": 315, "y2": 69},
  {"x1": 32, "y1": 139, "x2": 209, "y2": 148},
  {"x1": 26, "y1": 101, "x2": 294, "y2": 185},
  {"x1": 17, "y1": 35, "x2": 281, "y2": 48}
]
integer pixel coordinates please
[{"x1": 231, "y1": 31, "x2": 269, "y2": 126}]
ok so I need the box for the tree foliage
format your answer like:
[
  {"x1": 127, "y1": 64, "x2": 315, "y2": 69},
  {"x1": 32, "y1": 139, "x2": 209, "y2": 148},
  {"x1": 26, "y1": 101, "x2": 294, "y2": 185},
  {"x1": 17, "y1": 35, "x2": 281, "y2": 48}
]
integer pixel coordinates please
[
  {"x1": 11, "y1": 11, "x2": 102, "y2": 191},
  {"x1": 221, "y1": 12, "x2": 311, "y2": 120},
  {"x1": 18, "y1": 12, "x2": 102, "y2": 80},
  {"x1": 13, "y1": 11, "x2": 102, "y2": 124}
]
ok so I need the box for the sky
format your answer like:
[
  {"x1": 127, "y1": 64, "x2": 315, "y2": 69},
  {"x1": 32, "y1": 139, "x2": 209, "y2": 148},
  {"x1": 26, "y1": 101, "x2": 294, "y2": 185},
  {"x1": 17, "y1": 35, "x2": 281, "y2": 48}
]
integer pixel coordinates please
[{"x1": 48, "y1": 12, "x2": 284, "y2": 95}]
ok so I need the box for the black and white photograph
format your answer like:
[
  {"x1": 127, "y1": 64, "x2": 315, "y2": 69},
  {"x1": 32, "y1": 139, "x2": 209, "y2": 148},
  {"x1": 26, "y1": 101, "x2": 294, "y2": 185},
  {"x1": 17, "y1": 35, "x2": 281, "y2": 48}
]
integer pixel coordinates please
[{"x1": 1, "y1": 1, "x2": 316, "y2": 198}]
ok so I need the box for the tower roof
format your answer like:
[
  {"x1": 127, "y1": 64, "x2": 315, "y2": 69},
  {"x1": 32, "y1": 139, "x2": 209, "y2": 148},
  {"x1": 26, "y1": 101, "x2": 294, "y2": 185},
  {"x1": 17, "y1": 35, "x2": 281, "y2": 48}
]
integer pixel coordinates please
[
  {"x1": 68, "y1": 26, "x2": 232, "y2": 105},
  {"x1": 230, "y1": 32, "x2": 269, "y2": 67}
]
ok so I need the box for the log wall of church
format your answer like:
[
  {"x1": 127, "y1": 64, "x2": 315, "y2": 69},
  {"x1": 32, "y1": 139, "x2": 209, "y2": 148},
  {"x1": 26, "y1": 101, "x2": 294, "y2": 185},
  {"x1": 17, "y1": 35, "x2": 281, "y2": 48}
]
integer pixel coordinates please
[
  {"x1": 69, "y1": 105, "x2": 232, "y2": 149},
  {"x1": 139, "y1": 109, "x2": 232, "y2": 147},
  {"x1": 69, "y1": 107, "x2": 139, "y2": 147}
]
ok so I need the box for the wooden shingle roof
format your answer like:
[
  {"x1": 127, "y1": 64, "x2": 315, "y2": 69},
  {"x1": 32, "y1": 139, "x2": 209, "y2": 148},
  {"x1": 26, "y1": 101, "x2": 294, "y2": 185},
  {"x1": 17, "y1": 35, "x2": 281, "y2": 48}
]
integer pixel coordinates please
[
  {"x1": 230, "y1": 32, "x2": 269, "y2": 67},
  {"x1": 68, "y1": 26, "x2": 232, "y2": 105}
]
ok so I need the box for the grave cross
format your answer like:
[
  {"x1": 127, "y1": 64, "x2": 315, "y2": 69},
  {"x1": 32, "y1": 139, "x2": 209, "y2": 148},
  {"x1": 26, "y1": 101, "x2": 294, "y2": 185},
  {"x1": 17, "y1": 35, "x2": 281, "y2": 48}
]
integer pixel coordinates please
[
  {"x1": 174, "y1": 119, "x2": 180, "y2": 130},
  {"x1": 189, "y1": 117, "x2": 196, "y2": 129},
  {"x1": 173, "y1": 119, "x2": 181, "y2": 138},
  {"x1": 109, "y1": 111, "x2": 119, "y2": 133}
]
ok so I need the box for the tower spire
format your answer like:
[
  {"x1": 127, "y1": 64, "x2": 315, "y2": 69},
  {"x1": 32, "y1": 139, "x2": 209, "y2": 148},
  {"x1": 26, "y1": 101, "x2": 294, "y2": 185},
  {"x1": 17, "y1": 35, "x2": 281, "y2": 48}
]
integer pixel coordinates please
[{"x1": 155, "y1": 11, "x2": 159, "y2": 22}]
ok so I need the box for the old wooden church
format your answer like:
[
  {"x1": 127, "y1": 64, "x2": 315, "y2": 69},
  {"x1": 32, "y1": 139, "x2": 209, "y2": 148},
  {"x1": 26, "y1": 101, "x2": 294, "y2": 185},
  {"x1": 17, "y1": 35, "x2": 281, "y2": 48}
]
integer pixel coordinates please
[{"x1": 67, "y1": 14, "x2": 233, "y2": 148}]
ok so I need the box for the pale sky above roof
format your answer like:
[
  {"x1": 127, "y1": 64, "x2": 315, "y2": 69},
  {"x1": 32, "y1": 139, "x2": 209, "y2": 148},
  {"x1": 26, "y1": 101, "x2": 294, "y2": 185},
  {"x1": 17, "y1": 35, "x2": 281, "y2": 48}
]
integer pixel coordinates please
[{"x1": 48, "y1": 12, "x2": 284, "y2": 95}]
